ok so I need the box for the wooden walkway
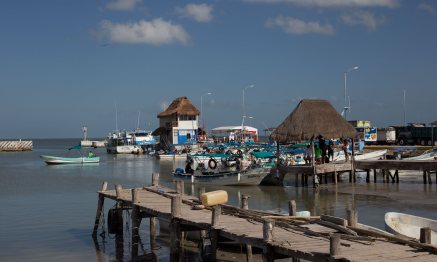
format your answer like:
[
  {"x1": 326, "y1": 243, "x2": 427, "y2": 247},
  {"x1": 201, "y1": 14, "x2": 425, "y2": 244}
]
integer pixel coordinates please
[
  {"x1": 92, "y1": 178, "x2": 437, "y2": 261},
  {"x1": 280, "y1": 160, "x2": 437, "y2": 186}
]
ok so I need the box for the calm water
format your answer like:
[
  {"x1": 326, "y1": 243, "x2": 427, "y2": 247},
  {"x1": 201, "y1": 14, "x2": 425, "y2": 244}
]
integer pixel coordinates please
[{"x1": 1, "y1": 139, "x2": 437, "y2": 261}]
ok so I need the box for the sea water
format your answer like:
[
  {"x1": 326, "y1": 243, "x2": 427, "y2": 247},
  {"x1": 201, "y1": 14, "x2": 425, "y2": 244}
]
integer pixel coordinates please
[{"x1": 1, "y1": 139, "x2": 436, "y2": 261}]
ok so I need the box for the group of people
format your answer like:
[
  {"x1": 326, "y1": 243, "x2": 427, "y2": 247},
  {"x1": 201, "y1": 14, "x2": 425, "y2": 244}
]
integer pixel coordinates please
[{"x1": 304, "y1": 136, "x2": 346, "y2": 165}]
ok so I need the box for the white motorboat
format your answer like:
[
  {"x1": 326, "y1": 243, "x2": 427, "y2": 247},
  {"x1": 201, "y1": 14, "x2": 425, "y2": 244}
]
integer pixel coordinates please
[
  {"x1": 402, "y1": 149, "x2": 437, "y2": 161},
  {"x1": 333, "y1": 149, "x2": 387, "y2": 162},
  {"x1": 385, "y1": 212, "x2": 437, "y2": 244}
]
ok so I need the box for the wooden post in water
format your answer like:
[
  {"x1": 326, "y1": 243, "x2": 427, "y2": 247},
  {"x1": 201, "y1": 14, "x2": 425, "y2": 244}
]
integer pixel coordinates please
[
  {"x1": 288, "y1": 200, "x2": 297, "y2": 216},
  {"x1": 176, "y1": 180, "x2": 184, "y2": 194},
  {"x1": 373, "y1": 169, "x2": 377, "y2": 183},
  {"x1": 114, "y1": 184, "x2": 124, "y2": 261},
  {"x1": 209, "y1": 205, "x2": 222, "y2": 262},
  {"x1": 427, "y1": 171, "x2": 432, "y2": 184},
  {"x1": 240, "y1": 195, "x2": 253, "y2": 262},
  {"x1": 152, "y1": 173, "x2": 159, "y2": 186},
  {"x1": 262, "y1": 219, "x2": 275, "y2": 262},
  {"x1": 170, "y1": 194, "x2": 182, "y2": 262},
  {"x1": 92, "y1": 181, "x2": 108, "y2": 237},
  {"x1": 366, "y1": 170, "x2": 370, "y2": 183},
  {"x1": 330, "y1": 234, "x2": 341, "y2": 257},
  {"x1": 395, "y1": 170, "x2": 400, "y2": 183},
  {"x1": 131, "y1": 188, "x2": 140, "y2": 259},
  {"x1": 346, "y1": 209, "x2": 358, "y2": 227},
  {"x1": 150, "y1": 217, "x2": 157, "y2": 254},
  {"x1": 423, "y1": 171, "x2": 427, "y2": 184},
  {"x1": 420, "y1": 227, "x2": 431, "y2": 244}
]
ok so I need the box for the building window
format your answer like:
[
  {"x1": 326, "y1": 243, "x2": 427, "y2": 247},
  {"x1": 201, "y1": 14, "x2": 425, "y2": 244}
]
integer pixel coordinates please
[{"x1": 179, "y1": 115, "x2": 196, "y2": 121}]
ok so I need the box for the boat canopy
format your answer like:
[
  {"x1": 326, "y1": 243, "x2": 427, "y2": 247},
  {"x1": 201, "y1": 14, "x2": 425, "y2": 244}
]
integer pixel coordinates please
[{"x1": 250, "y1": 151, "x2": 276, "y2": 159}]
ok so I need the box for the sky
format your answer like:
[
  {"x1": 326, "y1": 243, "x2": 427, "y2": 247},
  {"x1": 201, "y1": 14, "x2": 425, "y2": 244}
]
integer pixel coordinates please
[{"x1": 0, "y1": 0, "x2": 436, "y2": 139}]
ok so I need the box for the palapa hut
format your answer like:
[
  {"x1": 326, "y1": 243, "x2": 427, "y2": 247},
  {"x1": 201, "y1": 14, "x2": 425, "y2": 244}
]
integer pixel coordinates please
[
  {"x1": 153, "y1": 96, "x2": 200, "y2": 146},
  {"x1": 271, "y1": 99, "x2": 357, "y2": 142}
]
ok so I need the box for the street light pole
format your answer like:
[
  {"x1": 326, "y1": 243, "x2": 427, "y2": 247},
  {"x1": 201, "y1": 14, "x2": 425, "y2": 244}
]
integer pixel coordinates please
[
  {"x1": 242, "y1": 84, "x2": 255, "y2": 128},
  {"x1": 344, "y1": 66, "x2": 359, "y2": 119},
  {"x1": 200, "y1": 92, "x2": 212, "y2": 130}
]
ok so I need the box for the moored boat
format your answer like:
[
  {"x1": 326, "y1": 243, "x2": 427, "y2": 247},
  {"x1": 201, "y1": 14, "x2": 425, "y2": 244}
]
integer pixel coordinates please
[
  {"x1": 40, "y1": 145, "x2": 100, "y2": 165},
  {"x1": 333, "y1": 149, "x2": 387, "y2": 162},
  {"x1": 40, "y1": 155, "x2": 100, "y2": 165},
  {"x1": 173, "y1": 167, "x2": 270, "y2": 186},
  {"x1": 385, "y1": 212, "x2": 437, "y2": 244}
]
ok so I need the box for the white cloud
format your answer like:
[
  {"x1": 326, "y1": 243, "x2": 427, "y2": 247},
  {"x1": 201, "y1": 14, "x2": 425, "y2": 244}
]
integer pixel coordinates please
[
  {"x1": 341, "y1": 11, "x2": 386, "y2": 31},
  {"x1": 99, "y1": 19, "x2": 190, "y2": 45},
  {"x1": 266, "y1": 16, "x2": 334, "y2": 35},
  {"x1": 244, "y1": 0, "x2": 399, "y2": 8},
  {"x1": 417, "y1": 3, "x2": 436, "y2": 15},
  {"x1": 176, "y1": 3, "x2": 214, "y2": 22},
  {"x1": 106, "y1": 0, "x2": 142, "y2": 11}
]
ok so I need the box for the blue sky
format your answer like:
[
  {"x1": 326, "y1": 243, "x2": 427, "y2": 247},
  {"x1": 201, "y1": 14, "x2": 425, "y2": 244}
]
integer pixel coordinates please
[{"x1": 1, "y1": 0, "x2": 436, "y2": 138}]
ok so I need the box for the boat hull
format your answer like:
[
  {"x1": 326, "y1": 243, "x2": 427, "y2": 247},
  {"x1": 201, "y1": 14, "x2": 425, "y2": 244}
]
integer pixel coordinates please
[
  {"x1": 173, "y1": 168, "x2": 268, "y2": 186},
  {"x1": 40, "y1": 155, "x2": 100, "y2": 165},
  {"x1": 385, "y1": 212, "x2": 437, "y2": 244}
]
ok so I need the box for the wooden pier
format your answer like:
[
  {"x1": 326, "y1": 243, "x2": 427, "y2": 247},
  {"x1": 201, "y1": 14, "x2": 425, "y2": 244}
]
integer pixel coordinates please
[
  {"x1": 92, "y1": 176, "x2": 437, "y2": 261},
  {"x1": 280, "y1": 160, "x2": 437, "y2": 187}
]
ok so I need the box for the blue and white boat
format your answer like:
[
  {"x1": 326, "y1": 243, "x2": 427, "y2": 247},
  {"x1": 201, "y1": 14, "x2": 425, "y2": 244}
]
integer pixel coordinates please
[{"x1": 41, "y1": 146, "x2": 100, "y2": 165}]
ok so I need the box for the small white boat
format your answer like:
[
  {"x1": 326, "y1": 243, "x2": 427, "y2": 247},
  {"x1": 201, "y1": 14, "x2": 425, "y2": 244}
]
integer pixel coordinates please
[
  {"x1": 403, "y1": 149, "x2": 437, "y2": 161},
  {"x1": 41, "y1": 155, "x2": 100, "y2": 165},
  {"x1": 385, "y1": 212, "x2": 437, "y2": 244},
  {"x1": 40, "y1": 145, "x2": 99, "y2": 165},
  {"x1": 333, "y1": 149, "x2": 387, "y2": 162}
]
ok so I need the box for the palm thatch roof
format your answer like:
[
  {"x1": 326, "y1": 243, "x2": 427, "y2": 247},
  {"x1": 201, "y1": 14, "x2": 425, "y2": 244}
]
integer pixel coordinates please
[
  {"x1": 158, "y1": 96, "x2": 200, "y2": 117},
  {"x1": 271, "y1": 99, "x2": 357, "y2": 142}
]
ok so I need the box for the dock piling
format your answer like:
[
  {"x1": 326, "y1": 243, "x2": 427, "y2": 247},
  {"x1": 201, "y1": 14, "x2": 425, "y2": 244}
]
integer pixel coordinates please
[
  {"x1": 346, "y1": 209, "x2": 358, "y2": 227},
  {"x1": 241, "y1": 195, "x2": 253, "y2": 262},
  {"x1": 131, "y1": 188, "x2": 140, "y2": 259},
  {"x1": 420, "y1": 227, "x2": 431, "y2": 244},
  {"x1": 152, "y1": 173, "x2": 160, "y2": 186},
  {"x1": 92, "y1": 181, "x2": 108, "y2": 237},
  {"x1": 288, "y1": 200, "x2": 297, "y2": 216},
  {"x1": 330, "y1": 234, "x2": 341, "y2": 257}
]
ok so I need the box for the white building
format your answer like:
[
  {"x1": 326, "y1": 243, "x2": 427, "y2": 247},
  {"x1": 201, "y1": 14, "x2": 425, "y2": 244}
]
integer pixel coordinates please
[{"x1": 153, "y1": 97, "x2": 199, "y2": 146}]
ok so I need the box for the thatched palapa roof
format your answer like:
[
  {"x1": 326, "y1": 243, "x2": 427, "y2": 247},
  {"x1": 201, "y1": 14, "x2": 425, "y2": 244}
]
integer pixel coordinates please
[
  {"x1": 271, "y1": 99, "x2": 357, "y2": 142},
  {"x1": 158, "y1": 96, "x2": 200, "y2": 118}
]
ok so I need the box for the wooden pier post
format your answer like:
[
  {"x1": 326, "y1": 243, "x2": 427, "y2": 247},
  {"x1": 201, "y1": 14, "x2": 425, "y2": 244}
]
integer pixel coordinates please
[
  {"x1": 366, "y1": 170, "x2": 370, "y2": 183},
  {"x1": 395, "y1": 170, "x2": 400, "y2": 183},
  {"x1": 131, "y1": 188, "x2": 140, "y2": 259},
  {"x1": 150, "y1": 217, "x2": 157, "y2": 253},
  {"x1": 262, "y1": 219, "x2": 275, "y2": 262},
  {"x1": 209, "y1": 205, "x2": 222, "y2": 262},
  {"x1": 420, "y1": 227, "x2": 431, "y2": 244},
  {"x1": 170, "y1": 194, "x2": 182, "y2": 262},
  {"x1": 423, "y1": 171, "x2": 427, "y2": 184},
  {"x1": 176, "y1": 180, "x2": 184, "y2": 194},
  {"x1": 373, "y1": 169, "x2": 377, "y2": 183},
  {"x1": 346, "y1": 209, "x2": 358, "y2": 227},
  {"x1": 288, "y1": 200, "x2": 297, "y2": 216},
  {"x1": 241, "y1": 194, "x2": 250, "y2": 210},
  {"x1": 241, "y1": 195, "x2": 253, "y2": 262},
  {"x1": 152, "y1": 173, "x2": 160, "y2": 186},
  {"x1": 330, "y1": 234, "x2": 341, "y2": 257},
  {"x1": 92, "y1": 181, "x2": 108, "y2": 237},
  {"x1": 114, "y1": 185, "x2": 124, "y2": 261},
  {"x1": 427, "y1": 171, "x2": 432, "y2": 184}
]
